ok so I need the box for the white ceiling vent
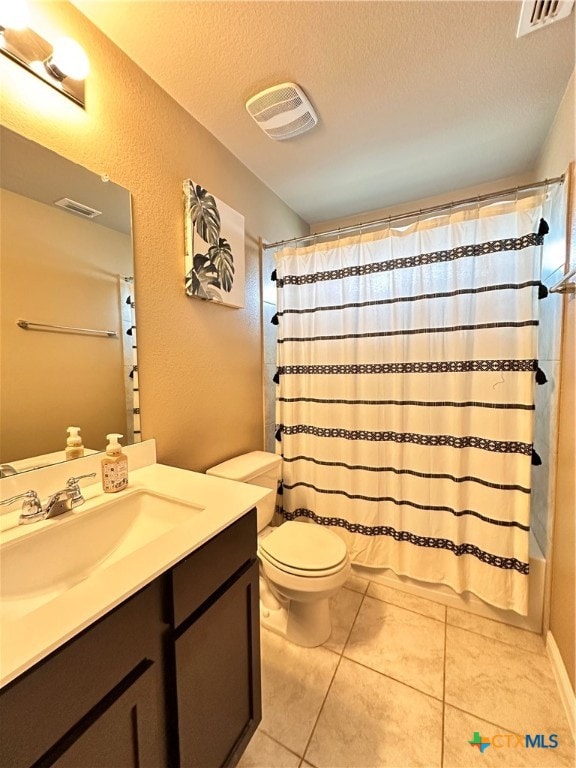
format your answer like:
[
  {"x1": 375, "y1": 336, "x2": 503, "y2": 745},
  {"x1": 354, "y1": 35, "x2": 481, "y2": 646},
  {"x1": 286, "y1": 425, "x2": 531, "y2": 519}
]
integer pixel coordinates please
[
  {"x1": 517, "y1": 0, "x2": 574, "y2": 36},
  {"x1": 246, "y1": 82, "x2": 318, "y2": 141},
  {"x1": 54, "y1": 198, "x2": 102, "y2": 219}
]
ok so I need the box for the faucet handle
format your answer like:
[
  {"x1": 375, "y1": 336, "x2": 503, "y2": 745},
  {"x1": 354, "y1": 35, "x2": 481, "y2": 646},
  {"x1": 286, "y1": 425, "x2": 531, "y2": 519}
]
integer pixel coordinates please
[
  {"x1": 0, "y1": 490, "x2": 43, "y2": 523},
  {"x1": 66, "y1": 472, "x2": 97, "y2": 500},
  {"x1": 0, "y1": 490, "x2": 41, "y2": 509}
]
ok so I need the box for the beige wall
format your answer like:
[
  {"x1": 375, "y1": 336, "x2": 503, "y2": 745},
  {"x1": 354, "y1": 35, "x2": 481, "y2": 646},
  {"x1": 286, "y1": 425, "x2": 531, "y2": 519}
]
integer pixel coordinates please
[
  {"x1": 0, "y1": 0, "x2": 307, "y2": 472},
  {"x1": 0, "y1": 188, "x2": 131, "y2": 461}
]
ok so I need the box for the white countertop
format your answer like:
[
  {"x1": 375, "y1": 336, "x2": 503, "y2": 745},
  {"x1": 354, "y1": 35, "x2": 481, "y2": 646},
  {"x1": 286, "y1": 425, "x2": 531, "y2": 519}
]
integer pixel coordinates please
[{"x1": 0, "y1": 462, "x2": 268, "y2": 689}]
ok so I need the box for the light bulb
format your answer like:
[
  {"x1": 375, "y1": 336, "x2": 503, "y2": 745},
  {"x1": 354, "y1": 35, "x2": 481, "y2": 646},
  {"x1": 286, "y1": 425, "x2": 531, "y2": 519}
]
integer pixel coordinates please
[
  {"x1": 47, "y1": 37, "x2": 89, "y2": 80},
  {"x1": 0, "y1": 0, "x2": 30, "y2": 31}
]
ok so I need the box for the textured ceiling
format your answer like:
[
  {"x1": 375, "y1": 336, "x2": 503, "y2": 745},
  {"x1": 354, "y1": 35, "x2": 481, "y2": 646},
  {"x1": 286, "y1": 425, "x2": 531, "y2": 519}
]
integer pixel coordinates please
[{"x1": 72, "y1": 1, "x2": 575, "y2": 224}]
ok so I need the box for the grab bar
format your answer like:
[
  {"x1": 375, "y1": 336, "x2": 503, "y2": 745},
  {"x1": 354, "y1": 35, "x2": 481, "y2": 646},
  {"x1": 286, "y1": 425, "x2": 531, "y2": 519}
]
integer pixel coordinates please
[
  {"x1": 17, "y1": 320, "x2": 118, "y2": 338},
  {"x1": 548, "y1": 266, "x2": 576, "y2": 295}
]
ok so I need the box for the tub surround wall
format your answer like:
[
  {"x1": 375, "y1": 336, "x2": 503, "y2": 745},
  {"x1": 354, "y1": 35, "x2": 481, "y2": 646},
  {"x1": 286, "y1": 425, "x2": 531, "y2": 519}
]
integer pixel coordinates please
[
  {"x1": 534, "y1": 73, "x2": 575, "y2": 695},
  {"x1": 0, "y1": 0, "x2": 308, "y2": 475}
]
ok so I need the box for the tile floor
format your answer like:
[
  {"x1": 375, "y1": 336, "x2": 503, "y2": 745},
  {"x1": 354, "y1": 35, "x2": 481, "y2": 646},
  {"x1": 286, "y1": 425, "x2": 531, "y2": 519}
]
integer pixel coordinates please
[{"x1": 238, "y1": 575, "x2": 575, "y2": 768}]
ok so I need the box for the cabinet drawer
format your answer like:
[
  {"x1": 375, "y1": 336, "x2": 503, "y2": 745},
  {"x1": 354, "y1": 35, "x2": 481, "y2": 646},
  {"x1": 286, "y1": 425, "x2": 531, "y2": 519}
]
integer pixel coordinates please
[{"x1": 170, "y1": 509, "x2": 257, "y2": 628}]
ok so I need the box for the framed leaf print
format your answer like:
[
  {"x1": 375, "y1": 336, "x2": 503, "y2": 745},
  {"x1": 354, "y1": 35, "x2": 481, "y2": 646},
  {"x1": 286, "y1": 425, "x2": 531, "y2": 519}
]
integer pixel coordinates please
[{"x1": 183, "y1": 179, "x2": 245, "y2": 308}]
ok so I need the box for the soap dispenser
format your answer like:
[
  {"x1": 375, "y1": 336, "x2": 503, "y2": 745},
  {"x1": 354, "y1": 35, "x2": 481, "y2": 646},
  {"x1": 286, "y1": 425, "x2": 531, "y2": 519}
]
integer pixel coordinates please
[
  {"x1": 65, "y1": 426, "x2": 84, "y2": 460},
  {"x1": 101, "y1": 433, "x2": 129, "y2": 493}
]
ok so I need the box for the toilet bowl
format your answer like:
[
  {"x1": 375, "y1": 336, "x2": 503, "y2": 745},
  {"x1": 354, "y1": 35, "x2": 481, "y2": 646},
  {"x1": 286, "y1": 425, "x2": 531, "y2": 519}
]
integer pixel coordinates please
[{"x1": 206, "y1": 451, "x2": 350, "y2": 647}]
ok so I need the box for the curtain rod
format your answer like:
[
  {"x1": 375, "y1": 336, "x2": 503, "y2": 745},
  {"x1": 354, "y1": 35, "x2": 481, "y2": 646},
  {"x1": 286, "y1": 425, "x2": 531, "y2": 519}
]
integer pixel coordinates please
[{"x1": 263, "y1": 174, "x2": 565, "y2": 251}]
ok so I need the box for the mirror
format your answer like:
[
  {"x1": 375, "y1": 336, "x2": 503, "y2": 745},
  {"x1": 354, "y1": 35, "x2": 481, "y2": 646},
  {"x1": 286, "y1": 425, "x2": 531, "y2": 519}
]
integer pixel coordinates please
[{"x1": 0, "y1": 126, "x2": 138, "y2": 474}]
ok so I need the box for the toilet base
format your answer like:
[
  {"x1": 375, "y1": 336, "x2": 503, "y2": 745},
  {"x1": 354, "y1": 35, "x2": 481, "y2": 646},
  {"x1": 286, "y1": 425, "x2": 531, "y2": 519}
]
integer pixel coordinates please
[{"x1": 260, "y1": 593, "x2": 332, "y2": 647}]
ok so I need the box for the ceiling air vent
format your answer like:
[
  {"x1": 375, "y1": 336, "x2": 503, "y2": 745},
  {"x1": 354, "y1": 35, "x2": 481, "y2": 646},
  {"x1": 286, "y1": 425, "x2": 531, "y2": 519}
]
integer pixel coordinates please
[
  {"x1": 246, "y1": 82, "x2": 318, "y2": 141},
  {"x1": 517, "y1": 0, "x2": 574, "y2": 36},
  {"x1": 54, "y1": 197, "x2": 102, "y2": 219}
]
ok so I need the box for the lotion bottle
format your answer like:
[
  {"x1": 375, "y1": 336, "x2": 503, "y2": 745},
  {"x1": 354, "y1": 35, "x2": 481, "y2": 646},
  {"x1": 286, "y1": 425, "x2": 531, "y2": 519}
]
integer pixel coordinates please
[
  {"x1": 101, "y1": 433, "x2": 129, "y2": 493},
  {"x1": 65, "y1": 426, "x2": 84, "y2": 460}
]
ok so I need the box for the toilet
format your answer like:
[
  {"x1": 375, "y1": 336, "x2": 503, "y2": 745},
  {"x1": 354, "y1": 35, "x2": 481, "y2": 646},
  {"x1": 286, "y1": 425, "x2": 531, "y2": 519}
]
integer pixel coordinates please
[{"x1": 206, "y1": 451, "x2": 350, "y2": 647}]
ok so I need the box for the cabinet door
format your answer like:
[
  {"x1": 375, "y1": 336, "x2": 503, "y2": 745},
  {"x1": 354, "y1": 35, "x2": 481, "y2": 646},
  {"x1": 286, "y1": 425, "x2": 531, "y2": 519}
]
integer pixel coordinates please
[
  {"x1": 0, "y1": 579, "x2": 168, "y2": 768},
  {"x1": 46, "y1": 661, "x2": 163, "y2": 768},
  {"x1": 174, "y1": 561, "x2": 261, "y2": 768}
]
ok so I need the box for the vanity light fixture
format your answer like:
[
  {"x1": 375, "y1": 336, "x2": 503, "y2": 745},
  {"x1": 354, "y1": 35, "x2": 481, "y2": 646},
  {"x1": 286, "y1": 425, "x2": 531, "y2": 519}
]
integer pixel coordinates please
[{"x1": 0, "y1": 0, "x2": 89, "y2": 108}]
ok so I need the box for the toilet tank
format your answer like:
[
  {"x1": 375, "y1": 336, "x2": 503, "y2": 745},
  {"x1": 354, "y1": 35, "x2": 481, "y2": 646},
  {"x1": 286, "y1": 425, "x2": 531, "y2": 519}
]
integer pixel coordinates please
[{"x1": 206, "y1": 451, "x2": 282, "y2": 531}]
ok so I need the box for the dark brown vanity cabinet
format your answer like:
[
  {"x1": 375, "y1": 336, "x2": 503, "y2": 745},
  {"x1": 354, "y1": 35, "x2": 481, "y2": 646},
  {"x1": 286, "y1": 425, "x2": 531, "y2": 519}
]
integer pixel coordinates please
[
  {"x1": 0, "y1": 509, "x2": 261, "y2": 768},
  {"x1": 167, "y1": 509, "x2": 262, "y2": 768}
]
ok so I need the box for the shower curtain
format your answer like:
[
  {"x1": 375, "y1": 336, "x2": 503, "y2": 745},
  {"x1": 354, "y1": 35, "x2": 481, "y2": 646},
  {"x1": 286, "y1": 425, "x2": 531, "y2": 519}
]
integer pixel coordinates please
[{"x1": 273, "y1": 197, "x2": 548, "y2": 615}]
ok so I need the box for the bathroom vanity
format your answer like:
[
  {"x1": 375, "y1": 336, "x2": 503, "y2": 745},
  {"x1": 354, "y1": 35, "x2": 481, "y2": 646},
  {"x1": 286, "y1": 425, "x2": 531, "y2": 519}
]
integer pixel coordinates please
[
  {"x1": 0, "y1": 510, "x2": 259, "y2": 768},
  {"x1": 0, "y1": 449, "x2": 267, "y2": 768}
]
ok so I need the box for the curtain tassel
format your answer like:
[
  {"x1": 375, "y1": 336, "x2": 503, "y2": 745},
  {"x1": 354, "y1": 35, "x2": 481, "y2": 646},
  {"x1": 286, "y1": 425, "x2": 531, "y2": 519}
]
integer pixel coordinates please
[
  {"x1": 537, "y1": 218, "x2": 550, "y2": 237},
  {"x1": 271, "y1": 269, "x2": 277, "y2": 281},
  {"x1": 273, "y1": 369, "x2": 280, "y2": 384},
  {"x1": 275, "y1": 425, "x2": 283, "y2": 442},
  {"x1": 535, "y1": 366, "x2": 548, "y2": 385},
  {"x1": 271, "y1": 313, "x2": 279, "y2": 325},
  {"x1": 531, "y1": 448, "x2": 542, "y2": 466},
  {"x1": 538, "y1": 282, "x2": 549, "y2": 299}
]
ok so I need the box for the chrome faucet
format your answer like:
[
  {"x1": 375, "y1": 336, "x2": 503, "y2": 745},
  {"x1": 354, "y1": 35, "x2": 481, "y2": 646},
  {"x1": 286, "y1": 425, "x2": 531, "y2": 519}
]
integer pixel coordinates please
[
  {"x1": 0, "y1": 473, "x2": 97, "y2": 524},
  {"x1": 0, "y1": 464, "x2": 18, "y2": 478}
]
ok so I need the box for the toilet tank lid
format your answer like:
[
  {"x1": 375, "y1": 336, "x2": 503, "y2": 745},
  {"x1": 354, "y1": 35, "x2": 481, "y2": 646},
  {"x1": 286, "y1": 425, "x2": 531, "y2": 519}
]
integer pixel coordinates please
[{"x1": 206, "y1": 451, "x2": 281, "y2": 482}]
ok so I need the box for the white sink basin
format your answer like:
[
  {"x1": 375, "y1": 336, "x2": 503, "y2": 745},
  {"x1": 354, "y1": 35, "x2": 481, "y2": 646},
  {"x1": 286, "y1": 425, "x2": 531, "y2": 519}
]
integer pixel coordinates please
[{"x1": 0, "y1": 490, "x2": 203, "y2": 621}]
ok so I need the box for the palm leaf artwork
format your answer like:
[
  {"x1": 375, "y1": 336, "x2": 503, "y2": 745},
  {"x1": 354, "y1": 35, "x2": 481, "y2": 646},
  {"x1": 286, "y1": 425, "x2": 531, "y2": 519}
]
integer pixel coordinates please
[
  {"x1": 208, "y1": 238, "x2": 235, "y2": 293},
  {"x1": 184, "y1": 179, "x2": 243, "y2": 306},
  {"x1": 186, "y1": 181, "x2": 221, "y2": 246},
  {"x1": 185, "y1": 254, "x2": 221, "y2": 301}
]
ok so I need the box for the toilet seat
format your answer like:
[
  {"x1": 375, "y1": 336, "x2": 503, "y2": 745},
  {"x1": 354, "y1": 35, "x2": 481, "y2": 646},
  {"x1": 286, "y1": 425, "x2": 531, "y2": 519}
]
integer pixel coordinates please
[{"x1": 259, "y1": 521, "x2": 348, "y2": 577}]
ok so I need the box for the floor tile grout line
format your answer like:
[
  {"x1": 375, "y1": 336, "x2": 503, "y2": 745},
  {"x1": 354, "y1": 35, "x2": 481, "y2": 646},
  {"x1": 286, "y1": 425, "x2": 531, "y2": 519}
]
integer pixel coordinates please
[
  {"x1": 448, "y1": 604, "x2": 548, "y2": 634},
  {"x1": 339, "y1": 583, "x2": 367, "y2": 658},
  {"x1": 440, "y1": 606, "x2": 448, "y2": 768},
  {"x1": 342, "y1": 581, "x2": 446, "y2": 703},
  {"x1": 445, "y1": 621, "x2": 546, "y2": 656},
  {"x1": 339, "y1": 653, "x2": 445, "y2": 705},
  {"x1": 257, "y1": 726, "x2": 307, "y2": 762},
  {"x1": 364, "y1": 590, "x2": 447, "y2": 624},
  {"x1": 302, "y1": 647, "x2": 345, "y2": 762},
  {"x1": 302, "y1": 591, "x2": 368, "y2": 763}
]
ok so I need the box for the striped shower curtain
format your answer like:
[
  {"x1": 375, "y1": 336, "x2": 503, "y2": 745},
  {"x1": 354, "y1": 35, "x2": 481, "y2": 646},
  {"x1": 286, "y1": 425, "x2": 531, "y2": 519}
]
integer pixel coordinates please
[{"x1": 273, "y1": 197, "x2": 548, "y2": 615}]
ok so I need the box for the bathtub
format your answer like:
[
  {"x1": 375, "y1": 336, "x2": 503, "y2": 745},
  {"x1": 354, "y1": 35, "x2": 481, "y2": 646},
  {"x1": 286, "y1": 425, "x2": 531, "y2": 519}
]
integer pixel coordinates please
[{"x1": 352, "y1": 531, "x2": 545, "y2": 634}]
